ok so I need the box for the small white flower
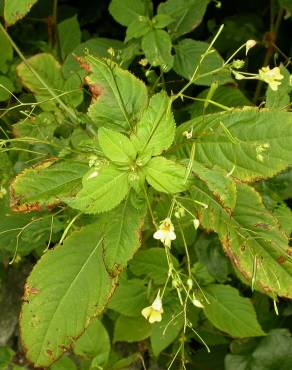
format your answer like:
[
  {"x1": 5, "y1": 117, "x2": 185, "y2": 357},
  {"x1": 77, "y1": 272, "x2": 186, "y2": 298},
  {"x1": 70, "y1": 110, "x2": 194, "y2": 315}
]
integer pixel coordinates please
[
  {"x1": 258, "y1": 66, "x2": 284, "y2": 91},
  {"x1": 153, "y1": 218, "x2": 176, "y2": 247},
  {"x1": 192, "y1": 294, "x2": 204, "y2": 308},
  {"x1": 141, "y1": 291, "x2": 164, "y2": 323},
  {"x1": 245, "y1": 39, "x2": 257, "y2": 55},
  {"x1": 183, "y1": 130, "x2": 193, "y2": 139},
  {"x1": 193, "y1": 218, "x2": 200, "y2": 230},
  {"x1": 87, "y1": 171, "x2": 98, "y2": 179}
]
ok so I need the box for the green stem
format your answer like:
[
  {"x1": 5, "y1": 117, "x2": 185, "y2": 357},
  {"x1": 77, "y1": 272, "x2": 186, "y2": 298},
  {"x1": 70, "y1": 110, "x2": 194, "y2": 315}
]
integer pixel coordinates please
[
  {"x1": 182, "y1": 94, "x2": 232, "y2": 111},
  {"x1": 143, "y1": 185, "x2": 157, "y2": 228},
  {"x1": 172, "y1": 24, "x2": 224, "y2": 102},
  {"x1": 52, "y1": 0, "x2": 62, "y2": 59},
  {"x1": 0, "y1": 22, "x2": 78, "y2": 123}
]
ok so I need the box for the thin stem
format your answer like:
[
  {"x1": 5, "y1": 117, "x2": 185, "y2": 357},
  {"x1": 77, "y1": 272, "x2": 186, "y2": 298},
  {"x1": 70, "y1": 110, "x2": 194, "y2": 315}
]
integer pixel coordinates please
[
  {"x1": 224, "y1": 43, "x2": 246, "y2": 66},
  {"x1": 0, "y1": 22, "x2": 78, "y2": 123},
  {"x1": 143, "y1": 185, "x2": 157, "y2": 228},
  {"x1": 178, "y1": 221, "x2": 192, "y2": 278},
  {"x1": 182, "y1": 95, "x2": 232, "y2": 111},
  {"x1": 172, "y1": 24, "x2": 224, "y2": 102},
  {"x1": 59, "y1": 213, "x2": 81, "y2": 245}
]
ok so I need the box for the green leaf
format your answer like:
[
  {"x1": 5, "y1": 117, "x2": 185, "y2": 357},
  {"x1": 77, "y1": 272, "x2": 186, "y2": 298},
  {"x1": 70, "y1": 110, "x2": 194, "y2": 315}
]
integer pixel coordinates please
[
  {"x1": 192, "y1": 261, "x2": 216, "y2": 285},
  {"x1": 226, "y1": 329, "x2": 292, "y2": 370},
  {"x1": 50, "y1": 356, "x2": 77, "y2": 370},
  {"x1": 17, "y1": 53, "x2": 63, "y2": 111},
  {"x1": 0, "y1": 347, "x2": 14, "y2": 370},
  {"x1": 58, "y1": 15, "x2": 81, "y2": 60},
  {"x1": 108, "y1": 353, "x2": 141, "y2": 369},
  {"x1": 98, "y1": 128, "x2": 137, "y2": 164},
  {"x1": 195, "y1": 235, "x2": 230, "y2": 283},
  {"x1": 20, "y1": 224, "x2": 116, "y2": 367},
  {"x1": 0, "y1": 75, "x2": 14, "y2": 101},
  {"x1": 74, "y1": 319, "x2": 110, "y2": 363},
  {"x1": 150, "y1": 297, "x2": 184, "y2": 356},
  {"x1": 131, "y1": 91, "x2": 175, "y2": 157},
  {"x1": 108, "y1": 279, "x2": 148, "y2": 317},
  {"x1": 145, "y1": 156, "x2": 188, "y2": 193},
  {"x1": 224, "y1": 354, "x2": 249, "y2": 370},
  {"x1": 125, "y1": 16, "x2": 151, "y2": 42},
  {"x1": 0, "y1": 27, "x2": 13, "y2": 73},
  {"x1": 141, "y1": 29, "x2": 173, "y2": 71},
  {"x1": 0, "y1": 198, "x2": 62, "y2": 255},
  {"x1": 10, "y1": 160, "x2": 88, "y2": 211},
  {"x1": 68, "y1": 164, "x2": 129, "y2": 214},
  {"x1": 109, "y1": 0, "x2": 150, "y2": 27},
  {"x1": 101, "y1": 196, "x2": 145, "y2": 273},
  {"x1": 186, "y1": 182, "x2": 292, "y2": 298},
  {"x1": 152, "y1": 14, "x2": 174, "y2": 29},
  {"x1": 62, "y1": 73, "x2": 83, "y2": 108},
  {"x1": 13, "y1": 112, "x2": 57, "y2": 140},
  {"x1": 261, "y1": 189, "x2": 292, "y2": 236},
  {"x1": 266, "y1": 66, "x2": 291, "y2": 110},
  {"x1": 84, "y1": 56, "x2": 148, "y2": 130},
  {"x1": 114, "y1": 315, "x2": 151, "y2": 342},
  {"x1": 189, "y1": 86, "x2": 252, "y2": 117},
  {"x1": 158, "y1": 0, "x2": 210, "y2": 37},
  {"x1": 174, "y1": 39, "x2": 232, "y2": 86},
  {"x1": 4, "y1": 0, "x2": 38, "y2": 25},
  {"x1": 129, "y1": 248, "x2": 178, "y2": 284},
  {"x1": 203, "y1": 285, "x2": 265, "y2": 337},
  {"x1": 17, "y1": 53, "x2": 82, "y2": 109},
  {"x1": 176, "y1": 108, "x2": 292, "y2": 182},
  {"x1": 62, "y1": 38, "x2": 124, "y2": 79},
  {"x1": 192, "y1": 162, "x2": 237, "y2": 210}
]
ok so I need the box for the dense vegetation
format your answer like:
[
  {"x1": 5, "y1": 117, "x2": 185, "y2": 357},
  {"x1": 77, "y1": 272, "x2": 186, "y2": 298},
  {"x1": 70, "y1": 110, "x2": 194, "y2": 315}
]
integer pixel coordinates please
[{"x1": 1, "y1": 0, "x2": 292, "y2": 369}]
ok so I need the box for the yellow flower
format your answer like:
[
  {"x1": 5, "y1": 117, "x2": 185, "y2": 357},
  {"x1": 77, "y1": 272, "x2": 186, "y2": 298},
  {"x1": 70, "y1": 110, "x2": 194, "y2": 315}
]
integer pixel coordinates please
[
  {"x1": 153, "y1": 218, "x2": 176, "y2": 247},
  {"x1": 141, "y1": 291, "x2": 164, "y2": 323},
  {"x1": 258, "y1": 66, "x2": 284, "y2": 91}
]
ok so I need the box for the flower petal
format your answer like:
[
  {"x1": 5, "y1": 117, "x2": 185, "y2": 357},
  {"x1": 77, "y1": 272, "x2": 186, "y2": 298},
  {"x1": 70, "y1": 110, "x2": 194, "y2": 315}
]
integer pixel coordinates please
[
  {"x1": 149, "y1": 310, "x2": 162, "y2": 323},
  {"x1": 168, "y1": 231, "x2": 176, "y2": 240},
  {"x1": 153, "y1": 230, "x2": 164, "y2": 240},
  {"x1": 141, "y1": 306, "x2": 152, "y2": 320}
]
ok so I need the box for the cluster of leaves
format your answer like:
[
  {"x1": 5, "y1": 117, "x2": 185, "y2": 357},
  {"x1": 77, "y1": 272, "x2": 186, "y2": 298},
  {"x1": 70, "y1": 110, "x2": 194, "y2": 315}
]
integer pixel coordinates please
[{"x1": 1, "y1": 0, "x2": 292, "y2": 369}]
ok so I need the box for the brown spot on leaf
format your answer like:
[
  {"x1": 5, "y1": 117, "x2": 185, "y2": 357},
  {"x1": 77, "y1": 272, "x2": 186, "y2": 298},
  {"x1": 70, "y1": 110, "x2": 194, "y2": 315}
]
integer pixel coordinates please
[
  {"x1": 46, "y1": 349, "x2": 53, "y2": 357},
  {"x1": 254, "y1": 223, "x2": 271, "y2": 230},
  {"x1": 276, "y1": 256, "x2": 287, "y2": 264},
  {"x1": 220, "y1": 235, "x2": 275, "y2": 296},
  {"x1": 75, "y1": 56, "x2": 91, "y2": 72},
  {"x1": 9, "y1": 157, "x2": 59, "y2": 213},
  {"x1": 240, "y1": 244, "x2": 246, "y2": 252},
  {"x1": 10, "y1": 202, "x2": 42, "y2": 213},
  {"x1": 85, "y1": 77, "x2": 103, "y2": 102},
  {"x1": 23, "y1": 283, "x2": 39, "y2": 301}
]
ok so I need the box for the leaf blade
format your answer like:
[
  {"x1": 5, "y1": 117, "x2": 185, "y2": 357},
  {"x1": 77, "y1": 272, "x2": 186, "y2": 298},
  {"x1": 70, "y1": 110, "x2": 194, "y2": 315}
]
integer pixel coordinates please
[{"x1": 20, "y1": 224, "x2": 116, "y2": 367}]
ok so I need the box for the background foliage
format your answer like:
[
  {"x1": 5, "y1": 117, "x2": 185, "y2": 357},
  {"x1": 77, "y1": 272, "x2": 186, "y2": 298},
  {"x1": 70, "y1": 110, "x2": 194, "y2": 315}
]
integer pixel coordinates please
[{"x1": 0, "y1": 0, "x2": 292, "y2": 369}]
